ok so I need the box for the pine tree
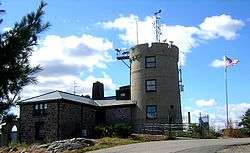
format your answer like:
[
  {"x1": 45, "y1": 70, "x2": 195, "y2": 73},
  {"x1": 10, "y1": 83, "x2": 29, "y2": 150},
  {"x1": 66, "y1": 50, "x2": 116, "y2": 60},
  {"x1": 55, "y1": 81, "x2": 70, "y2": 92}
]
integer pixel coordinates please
[
  {"x1": 0, "y1": 1, "x2": 50, "y2": 124},
  {"x1": 239, "y1": 109, "x2": 250, "y2": 135},
  {"x1": 0, "y1": 2, "x2": 5, "y2": 24}
]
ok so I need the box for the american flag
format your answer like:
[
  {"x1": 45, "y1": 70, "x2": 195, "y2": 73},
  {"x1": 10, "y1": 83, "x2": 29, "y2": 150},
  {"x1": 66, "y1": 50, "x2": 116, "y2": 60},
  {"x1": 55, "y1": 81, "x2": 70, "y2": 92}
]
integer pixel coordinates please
[{"x1": 225, "y1": 56, "x2": 239, "y2": 67}]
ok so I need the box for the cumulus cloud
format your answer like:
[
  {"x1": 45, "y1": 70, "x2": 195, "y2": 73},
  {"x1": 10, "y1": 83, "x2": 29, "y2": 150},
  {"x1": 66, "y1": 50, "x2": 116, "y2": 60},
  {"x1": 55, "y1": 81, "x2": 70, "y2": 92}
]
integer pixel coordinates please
[
  {"x1": 101, "y1": 14, "x2": 244, "y2": 65},
  {"x1": 21, "y1": 72, "x2": 116, "y2": 99},
  {"x1": 21, "y1": 34, "x2": 116, "y2": 100},
  {"x1": 211, "y1": 57, "x2": 225, "y2": 68},
  {"x1": 31, "y1": 34, "x2": 113, "y2": 70},
  {"x1": 199, "y1": 14, "x2": 245, "y2": 40},
  {"x1": 195, "y1": 99, "x2": 217, "y2": 107}
]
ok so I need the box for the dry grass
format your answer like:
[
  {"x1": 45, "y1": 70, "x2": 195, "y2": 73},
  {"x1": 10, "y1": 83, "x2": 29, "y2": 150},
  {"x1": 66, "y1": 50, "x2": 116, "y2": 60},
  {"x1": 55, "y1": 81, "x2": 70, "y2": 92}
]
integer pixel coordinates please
[{"x1": 0, "y1": 144, "x2": 46, "y2": 153}]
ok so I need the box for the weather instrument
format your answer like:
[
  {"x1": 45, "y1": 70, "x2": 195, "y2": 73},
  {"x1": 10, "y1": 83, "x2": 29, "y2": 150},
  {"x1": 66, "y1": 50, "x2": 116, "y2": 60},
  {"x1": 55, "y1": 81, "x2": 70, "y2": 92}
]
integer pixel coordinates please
[{"x1": 153, "y1": 9, "x2": 162, "y2": 42}]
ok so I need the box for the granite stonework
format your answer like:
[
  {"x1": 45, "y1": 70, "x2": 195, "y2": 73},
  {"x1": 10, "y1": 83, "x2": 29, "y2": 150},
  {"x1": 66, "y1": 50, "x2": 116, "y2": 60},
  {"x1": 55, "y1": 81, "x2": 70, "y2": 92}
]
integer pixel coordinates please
[
  {"x1": 19, "y1": 101, "x2": 98, "y2": 144},
  {"x1": 19, "y1": 99, "x2": 132, "y2": 144},
  {"x1": 105, "y1": 106, "x2": 132, "y2": 124},
  {"x1": 20, "y1": 102, "x2": 58, "y2": 143}
]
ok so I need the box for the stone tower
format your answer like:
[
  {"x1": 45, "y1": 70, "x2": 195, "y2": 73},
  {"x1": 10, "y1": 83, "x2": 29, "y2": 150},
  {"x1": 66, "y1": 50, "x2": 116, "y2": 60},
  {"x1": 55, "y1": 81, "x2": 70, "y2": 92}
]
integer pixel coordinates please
[{"x1": 130, "y1": 43, "x2": 182, "y2": 130}]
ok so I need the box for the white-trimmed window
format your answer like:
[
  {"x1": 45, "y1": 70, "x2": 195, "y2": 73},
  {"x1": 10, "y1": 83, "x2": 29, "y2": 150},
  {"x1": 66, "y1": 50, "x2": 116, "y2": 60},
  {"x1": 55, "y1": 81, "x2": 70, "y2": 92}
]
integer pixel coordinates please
[
  {"x1": 44, "y1": 104, "x2": 48, "y2": 109},
  {"x1": 145, "y1": 56, "x2": 156, "y2": 68},
  {"x1": 33, "y1": 103, "x2": 48, "y2": 116},
  {"x1": 35, "y1": 104, "x2": 39, "y2": 110},
  {"x1": 146, "y1": 79, "x2": 157, "y2": 92},
  {"x1": 146, "y1": 105, "x2": 157, "y2": 119}
]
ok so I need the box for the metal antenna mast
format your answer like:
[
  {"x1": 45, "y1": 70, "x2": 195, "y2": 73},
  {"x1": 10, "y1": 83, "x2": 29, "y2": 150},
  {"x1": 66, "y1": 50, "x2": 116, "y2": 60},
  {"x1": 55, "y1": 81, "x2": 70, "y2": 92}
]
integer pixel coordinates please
[
  {"x1": 115, "y1": 48, "x2": 131, "y2": 86},
  {"x1": 153, "y1": 9, "x2": 162, "y2": 42},
  {"x1": 73, "y1": 81, "x2": 79, "y2": 95}
]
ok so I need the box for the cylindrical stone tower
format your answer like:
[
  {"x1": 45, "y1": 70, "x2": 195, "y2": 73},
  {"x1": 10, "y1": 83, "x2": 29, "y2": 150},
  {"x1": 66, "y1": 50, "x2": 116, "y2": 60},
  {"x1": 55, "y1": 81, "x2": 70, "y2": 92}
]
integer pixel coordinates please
[{"x1": 130, "y1": 42, "x2": 182, "y2": 130}]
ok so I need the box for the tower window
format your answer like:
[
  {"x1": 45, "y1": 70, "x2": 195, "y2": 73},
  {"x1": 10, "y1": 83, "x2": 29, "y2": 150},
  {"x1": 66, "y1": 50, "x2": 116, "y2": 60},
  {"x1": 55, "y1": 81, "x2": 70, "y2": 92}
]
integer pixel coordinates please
[
  {"x1": 145, "y1": 56, "x2": 156, "y2": 68},
  {"x1": 146, "y1": 79, "x2": 157, "y2": 92},
  {"x1": 146, "y1": 105, "x2": 157, "y2": 119}
]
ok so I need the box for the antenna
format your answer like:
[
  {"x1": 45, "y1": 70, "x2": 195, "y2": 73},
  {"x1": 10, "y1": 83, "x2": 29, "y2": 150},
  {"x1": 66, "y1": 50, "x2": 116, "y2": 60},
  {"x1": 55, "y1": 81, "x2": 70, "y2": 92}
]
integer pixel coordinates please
[
  {"x1": 73, "y1": 81, "x2": 80, "y2": 95},
  {"x1": 136, "y1": 19, "x2": 139, "y2": 45},
  {"x1": 153, "y1": 9, "x2": 162, "y2": 42}
]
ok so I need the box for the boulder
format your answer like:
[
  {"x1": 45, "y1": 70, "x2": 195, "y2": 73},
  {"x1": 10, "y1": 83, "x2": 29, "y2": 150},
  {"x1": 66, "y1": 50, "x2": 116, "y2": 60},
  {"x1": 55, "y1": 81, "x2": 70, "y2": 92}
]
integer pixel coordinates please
[{"x1": 46, "y1": 138, "x2": 97, "y2": 153}]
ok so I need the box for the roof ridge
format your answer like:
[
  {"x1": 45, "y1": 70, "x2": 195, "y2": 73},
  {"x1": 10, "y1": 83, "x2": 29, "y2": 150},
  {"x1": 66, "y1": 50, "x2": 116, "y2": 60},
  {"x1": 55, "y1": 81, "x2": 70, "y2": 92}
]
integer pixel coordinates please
[
  {"x1": 19, "y1": 90, "x2": 58, "y2": 102},
  {"x1": 56, "y1": 90, "x2": 64, "y2": 99},
  {"x1": 57, "y1": 90, "x2": 84, "y2": 98}
]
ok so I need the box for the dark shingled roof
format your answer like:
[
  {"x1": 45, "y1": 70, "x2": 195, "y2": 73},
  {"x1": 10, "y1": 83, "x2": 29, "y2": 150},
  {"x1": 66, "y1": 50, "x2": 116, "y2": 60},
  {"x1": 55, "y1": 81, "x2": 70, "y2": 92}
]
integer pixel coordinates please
[{"x1": 18, "y1": 90, "x2": 135, "y2": 107}]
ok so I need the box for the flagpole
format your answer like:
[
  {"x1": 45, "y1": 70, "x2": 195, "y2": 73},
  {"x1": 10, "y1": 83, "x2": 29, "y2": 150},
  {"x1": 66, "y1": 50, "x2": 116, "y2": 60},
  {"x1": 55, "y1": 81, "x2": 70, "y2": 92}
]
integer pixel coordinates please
[{"x1": 225, "y1": 64, "x2": 229, "y2": 129}]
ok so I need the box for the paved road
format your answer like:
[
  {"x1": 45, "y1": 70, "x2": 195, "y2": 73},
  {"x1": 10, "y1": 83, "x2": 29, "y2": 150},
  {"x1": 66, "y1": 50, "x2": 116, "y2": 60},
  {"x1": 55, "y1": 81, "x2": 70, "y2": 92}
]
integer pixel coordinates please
[{"x1": 89, "y1": 138, "x2": 250, "y2": 153}]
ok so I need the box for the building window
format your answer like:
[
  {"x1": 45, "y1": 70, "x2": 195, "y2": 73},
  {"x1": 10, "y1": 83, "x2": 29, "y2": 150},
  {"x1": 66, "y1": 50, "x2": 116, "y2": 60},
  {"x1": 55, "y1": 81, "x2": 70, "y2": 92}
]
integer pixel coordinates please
[
  {"x1": 120, "y1": 93, "x2": 126, "y2": 97},
  {"x1": 146, "y1": 105, "x2": 157, "y2": 119},
  {"x1": 145, "y1": 56, "x2": 156, "y2": 68},
  {"x1": 146, "y1": 79, "x2": 156, "y2": 92},
  {"x1": 44, "y1": 104, "x2": 47, "y2": 109},
  {"x1": 33, "y1": 103, "x2": 48, "y2": 116}
]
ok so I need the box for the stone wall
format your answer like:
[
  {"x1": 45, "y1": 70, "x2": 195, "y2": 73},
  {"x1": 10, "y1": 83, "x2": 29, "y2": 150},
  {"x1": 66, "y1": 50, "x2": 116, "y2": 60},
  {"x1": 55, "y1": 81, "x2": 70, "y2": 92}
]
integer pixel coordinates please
[
  {"x1": 19, "y1": 100, "x2": 135, "y2": 144},
  {"x1": 105, "y1": 106, "x2": 132, "y2": 124},
  {"x1": 19, "y1": 102, "x2": 58, "y2": 144},
  {"x1": 130, "y1": 43, "x2": 182, "y2": 128},
  {"x1": 81, "y1": 106, "x2": 96, "y2": 136},
  {"x1": 59, "y1": 102, "x2": 81, "y2": 139}
]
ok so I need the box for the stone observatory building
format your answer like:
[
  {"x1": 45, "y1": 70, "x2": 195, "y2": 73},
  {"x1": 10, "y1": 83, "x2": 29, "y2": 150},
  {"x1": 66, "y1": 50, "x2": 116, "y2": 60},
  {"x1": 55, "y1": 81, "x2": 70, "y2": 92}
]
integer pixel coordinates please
[
  {"x1": 130, "y1": 42, "x2": 182, "y2": 131},
  {"x1": 12, "y1": 42, "x2": 183, "y2": 144}
]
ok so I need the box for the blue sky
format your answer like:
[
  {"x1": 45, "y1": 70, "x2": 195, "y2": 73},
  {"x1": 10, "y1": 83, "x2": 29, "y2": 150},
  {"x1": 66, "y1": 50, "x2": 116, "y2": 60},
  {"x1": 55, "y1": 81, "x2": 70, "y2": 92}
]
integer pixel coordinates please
[{"x1": 1, "y1": 0, "x2": 250, "y2": 129}]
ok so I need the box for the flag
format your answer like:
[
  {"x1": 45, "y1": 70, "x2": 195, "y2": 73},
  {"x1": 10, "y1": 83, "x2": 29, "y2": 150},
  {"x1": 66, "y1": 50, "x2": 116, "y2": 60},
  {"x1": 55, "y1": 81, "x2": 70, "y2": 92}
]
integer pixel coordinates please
[{"x1": 225, "y1": 56, "x2": 239, "y2": 67}]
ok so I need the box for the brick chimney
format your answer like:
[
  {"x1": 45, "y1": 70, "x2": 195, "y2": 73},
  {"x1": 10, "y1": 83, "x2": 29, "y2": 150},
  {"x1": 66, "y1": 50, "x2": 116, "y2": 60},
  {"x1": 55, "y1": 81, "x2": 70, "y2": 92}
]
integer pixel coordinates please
[{"x1": 92, "y1": 81, "x2": 104, "y2": 100}]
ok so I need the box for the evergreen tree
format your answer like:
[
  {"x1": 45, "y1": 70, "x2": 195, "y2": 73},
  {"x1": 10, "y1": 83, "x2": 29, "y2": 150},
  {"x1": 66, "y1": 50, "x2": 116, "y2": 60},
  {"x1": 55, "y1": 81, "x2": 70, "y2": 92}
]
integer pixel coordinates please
[
  {"x1": 0, "y1": 2, "x2": 5, "y2": 24},
  {"x1": 0, "y1": 1, "x2": 50, "y2": 124},
  {"x1": 239, "y1": 109, "x2": 250, "y2": 135}
]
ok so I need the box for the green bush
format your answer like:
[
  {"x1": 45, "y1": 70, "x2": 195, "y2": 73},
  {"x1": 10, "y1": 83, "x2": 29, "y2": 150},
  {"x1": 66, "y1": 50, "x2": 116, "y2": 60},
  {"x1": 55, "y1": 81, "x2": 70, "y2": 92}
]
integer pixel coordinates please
[
  {"x1": 94, "y1": 126, "x2": 106, "y2": 138},
  {"x1": 94, "y1": 123, "x2": 133, "y2": 138},
  {"x1": 239, "y1": 128, "x2": 250, "y2": 137},
  {"x1": 113, "y1": 123, "x2": 133, "y2": 138}
]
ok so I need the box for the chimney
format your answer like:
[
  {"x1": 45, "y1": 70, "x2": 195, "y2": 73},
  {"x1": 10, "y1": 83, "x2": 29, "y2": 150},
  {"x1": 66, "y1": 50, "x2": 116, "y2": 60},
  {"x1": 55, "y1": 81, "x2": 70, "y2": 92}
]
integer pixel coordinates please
[{"x1": 92, "y1": 81, "x2": 104, "y2": 100}]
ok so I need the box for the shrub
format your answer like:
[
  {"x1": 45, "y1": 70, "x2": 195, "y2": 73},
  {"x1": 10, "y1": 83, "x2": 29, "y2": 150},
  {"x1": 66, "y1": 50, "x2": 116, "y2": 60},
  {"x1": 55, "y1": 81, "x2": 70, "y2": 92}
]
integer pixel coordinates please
[
  {"x1": 94, "y1": 123, "x2": 133, "y2": 138},
  {"x1": 113, "y1": 123, "x2": 133, "y2": 138},
  {"x1": 94, "y1": 126, "x2": 106, "y2": 138},
  {"x1": 239, "y1": 128, "x2": 250, "y2": 137},
  {"x1": 223, "y1": 128, "x2": 242, "y2": 138}
]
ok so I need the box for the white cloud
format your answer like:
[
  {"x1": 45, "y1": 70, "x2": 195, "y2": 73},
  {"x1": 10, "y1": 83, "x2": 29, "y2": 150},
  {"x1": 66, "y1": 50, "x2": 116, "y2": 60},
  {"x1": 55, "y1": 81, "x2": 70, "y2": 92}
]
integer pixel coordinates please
[
  {"x1": 20, "y1": 34, "x2": 116, "y2": 100},
  {"x1": 199, "y1": 14, "x2": 245, "y2": 40},
  {"x1": 195, "y1": 99, "x2": 217, "y2": 107},
  {"x1": 21, "y1": 72, "x2": 116, "y2": 99},
  {"x1": 211, "y1": 57, "x2": 225, "y2": 68},
  {"x1": 101, "y1": 14, "x2": 244, "y2": 65},
  {"x1": 31, "y1": 34, "x2": 113, "y2": 70}
]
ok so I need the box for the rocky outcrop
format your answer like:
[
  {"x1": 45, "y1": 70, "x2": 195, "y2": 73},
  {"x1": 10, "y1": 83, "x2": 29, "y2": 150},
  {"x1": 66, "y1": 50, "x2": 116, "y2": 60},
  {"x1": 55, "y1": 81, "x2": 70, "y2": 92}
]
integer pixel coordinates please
[{"x1": 46, "y1": 138, "x2": 97, "y2": 153}]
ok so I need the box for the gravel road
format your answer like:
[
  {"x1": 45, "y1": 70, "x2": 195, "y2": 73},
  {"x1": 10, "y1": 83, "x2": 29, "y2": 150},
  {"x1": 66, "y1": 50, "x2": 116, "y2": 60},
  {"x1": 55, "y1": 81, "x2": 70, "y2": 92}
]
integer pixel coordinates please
[{"x1": 88, "y1": 138, "x2": 250, "y2": 153}]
